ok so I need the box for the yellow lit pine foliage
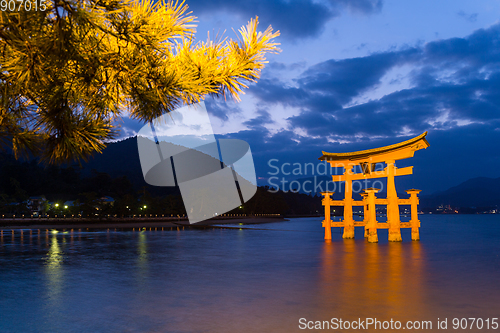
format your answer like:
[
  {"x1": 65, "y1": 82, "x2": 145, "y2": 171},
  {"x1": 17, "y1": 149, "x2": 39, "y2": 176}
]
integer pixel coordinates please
[{"x1": 0, "y1": 0, "x2": 280, "y2": 163}]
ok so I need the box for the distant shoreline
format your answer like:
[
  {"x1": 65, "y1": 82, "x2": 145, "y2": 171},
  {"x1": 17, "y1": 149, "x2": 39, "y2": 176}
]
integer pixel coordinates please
[{"x1": 0, "y1": 216, "x2": 290, "y2": 230}]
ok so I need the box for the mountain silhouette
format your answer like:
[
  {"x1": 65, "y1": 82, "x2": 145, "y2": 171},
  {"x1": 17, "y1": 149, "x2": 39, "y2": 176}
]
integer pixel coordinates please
[
  {"x1": 82, "y1": 137, "x2": 145, "y2": 188},
  {"x1": 419, "y1": 177, "x2": 500, "y2": 208},
  {"x1": 83, "y1": 136, "x2": 256, "y2": 196},
  {"x1": 80, "y1": 139, "x2": 500, "y2": 209}
]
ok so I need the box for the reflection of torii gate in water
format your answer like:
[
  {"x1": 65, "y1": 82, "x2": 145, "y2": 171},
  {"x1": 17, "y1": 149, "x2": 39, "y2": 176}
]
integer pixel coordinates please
[{"x1": 319, "y1": 132, "x2": 430, "y2": 242}]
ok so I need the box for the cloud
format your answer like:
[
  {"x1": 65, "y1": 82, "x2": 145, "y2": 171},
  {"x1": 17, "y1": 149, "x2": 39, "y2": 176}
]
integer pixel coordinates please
[
  {"x1": 250, "y1": 78, "x2": 311, "y2": 107},
  {"x1": 457, "y1": 10, "x2": 478, "y2": 23},
  {"x1": 243, "y1": 109, "x2": 275, "y2": 129},
  {"x1": 250, "y1": 23, "x2": 500, "y2": 140},
  {"x1": 204, "y1": 97, "x2": 242, "y2": 122},
  {"x1": 114, "y1": 117, "x2": 144, "y2": 139},
  {"x1": 331, "y1": 0, "x2": 383, "y2": 14},
  {"x1": 186, "y1": 0, "x2": 383, "y2": 40},
  {"x1": 297, "y1": 48, "x2": 419, "y2": 104},
  {"x1": 112, "y1": 19, "x2": 500, "y2": 194},
  {"x1": 221, "y1": 22, "x2": 500, "y2": 193},
  {"x1": 117, "y1": 21, "x2": 500, "y2": 148},
  {"x1": 268, "y1": 61, "x2": 307, "y2": 71},
  {"x1": 422, "y1": 23, "x2": 500, "y2": 67},
  {"x1": 222, "y1": 119, "x2": 500, "y2": 193},
  {"x1": 250, "y1": 48, "x2": 420, "y2": 113}
]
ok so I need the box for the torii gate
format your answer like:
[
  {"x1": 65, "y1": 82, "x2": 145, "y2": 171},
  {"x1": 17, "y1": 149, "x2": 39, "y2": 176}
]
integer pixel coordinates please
[{"x1": 319, "y1": 132, "x2": 429, "y2": 242}]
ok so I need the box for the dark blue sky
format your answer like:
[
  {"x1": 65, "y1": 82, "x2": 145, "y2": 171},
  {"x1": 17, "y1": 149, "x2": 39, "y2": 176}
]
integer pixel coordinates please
[{"x1": 120, "y1": 0, "x2": 500, "y2": 194}]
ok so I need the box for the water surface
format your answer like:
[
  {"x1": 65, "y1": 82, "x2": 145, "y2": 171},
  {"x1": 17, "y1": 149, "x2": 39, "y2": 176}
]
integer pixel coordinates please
[{"x1": 1, "y1": 215, "x2": 499, "y2": 332}]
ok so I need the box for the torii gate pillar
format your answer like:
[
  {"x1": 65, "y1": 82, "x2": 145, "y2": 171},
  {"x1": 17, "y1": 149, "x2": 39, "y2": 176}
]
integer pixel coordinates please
[
  {"x1": 321, "y1": 191, "x2": 333, "y2": 240},
  {"x1": 406, "y1": 189, "x2": 421, "y2": 241},
  {"x1": 342, "y1": 165, "x2": 355, "y2": 239},
  {"x1": 386, "y1": 160, "x2": 402, "y2": 242},
  {"x1": 360, "y1": 192, "x2": 369, "y2": 238},
  {"x1": 365, "y1": 188, "x2": 379, "y2": 243}
]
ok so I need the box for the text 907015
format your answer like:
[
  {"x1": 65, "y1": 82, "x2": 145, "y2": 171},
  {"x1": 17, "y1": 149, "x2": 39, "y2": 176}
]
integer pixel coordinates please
[{"x1": 1, "y1": 0, "x2": 46, "y2": 11}]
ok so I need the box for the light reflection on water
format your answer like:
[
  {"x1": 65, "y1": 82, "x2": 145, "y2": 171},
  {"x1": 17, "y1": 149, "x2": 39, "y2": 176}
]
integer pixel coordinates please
[
  {"x1": 45, "y1": 233, "x2": 64, "y2": 309},
  {"x1": 136, "y1": 231, "x2": 149, "y2": 292},
  {"x1": 317, "y1": 239, "x2": 428, "y2": 324},
  {"x1": 0, "y1": 215, "x2": 499, "y2": 332}
]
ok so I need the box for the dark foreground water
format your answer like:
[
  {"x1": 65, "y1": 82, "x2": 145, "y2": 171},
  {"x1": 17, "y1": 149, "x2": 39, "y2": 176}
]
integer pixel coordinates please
[{"x1": 1, "y1": 215, "x2": 499, "y2": 332}]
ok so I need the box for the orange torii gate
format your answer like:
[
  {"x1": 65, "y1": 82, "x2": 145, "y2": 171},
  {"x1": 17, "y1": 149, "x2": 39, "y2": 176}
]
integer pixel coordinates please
[{"x1": 319, "y1": 132, "x2": 429, "y2": 242}]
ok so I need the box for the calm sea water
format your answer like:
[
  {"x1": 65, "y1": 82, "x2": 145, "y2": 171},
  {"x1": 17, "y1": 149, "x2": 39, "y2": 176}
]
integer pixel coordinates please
[{"x1": 1, "y1": 215, "x2": 499, "y2": 332}]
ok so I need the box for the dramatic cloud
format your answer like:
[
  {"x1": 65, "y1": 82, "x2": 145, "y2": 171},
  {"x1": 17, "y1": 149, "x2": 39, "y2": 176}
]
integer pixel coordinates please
[
  {"x1": 297, "y1": 48, "x2": 419, "y2": 104},
  {"x1": 210, "y1": 22, "x2": 500, "y2": 193},
  {"x1": 114, "y1": 6, "x2": 500, "y2": 194},
  {"x1": 247, "y1": 23, "x2": 500, "y2": 140},
  {"x1": 186, "y1": 0, "x2": 383, "y2": 40}
]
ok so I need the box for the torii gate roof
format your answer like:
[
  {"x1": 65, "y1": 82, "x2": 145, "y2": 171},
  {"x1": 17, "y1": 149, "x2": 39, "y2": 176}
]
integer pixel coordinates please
[{"x1": 319, "y1": 132, "x2": 430, "y2": 165}]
